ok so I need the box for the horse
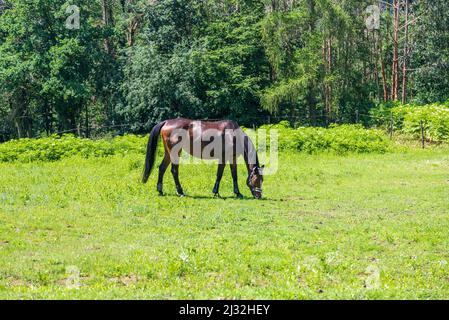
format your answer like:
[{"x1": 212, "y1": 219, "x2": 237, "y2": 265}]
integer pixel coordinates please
[{"x1": 142, "y1": 118, "x2": 264, "y2": 199}]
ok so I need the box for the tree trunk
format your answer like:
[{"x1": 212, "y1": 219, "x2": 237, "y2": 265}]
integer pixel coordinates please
[
  {"x1": 373, "y1": 32, "x2": 381, "y2": 100},
  {"x1": 101, "y1": 0, "x2": 114, "y2": 55},
  {"x1": 391, "y1": 0, "x2": 400, "y2": 101},
  {"x1": 85, "y1": 103, "x2": 90, "y2": 138},
  {"x1": 127, "y1": 17, "x2": 141, "y2": 46},
  {"x1": 306, "y1": 0, "x2": 317, "y2": 125},
  {"x1": 323, "y1": 37, "x2": 332, "y2": 121},
  {"x1": 15, "y1": 120, "x2": 22, "y2": 139},
  {"x1": 380, "y1": 49, "x2": 389, "y2": 102},
  {"x1": 402, "y1": 0, "x2": 409, "y2": 104},
  {"x1": 44, "y1": 99, "x2": 52, "y2": 135},
  {"x1": 307, "y1": 89, "x2": 317, "y2": 126}
]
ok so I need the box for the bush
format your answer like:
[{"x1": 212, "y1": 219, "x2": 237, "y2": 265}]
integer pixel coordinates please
[
  {"x1": 0, "y1": 124, "x2": 392, "y2": 163},
  {"x1": 0, "y1": 134, "x2": 147, "y2": 163},
  {"x1": 272, "y1": 125, "x2": 391, "y2": 154},
  {"x1": 391, "y1": 104, "x2": 449, "y2": 142},
  {"x1": 370, "y1": 102, "x2": 449, "y2": 142}
]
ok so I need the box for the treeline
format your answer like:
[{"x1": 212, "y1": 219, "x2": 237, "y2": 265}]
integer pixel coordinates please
[{"x1": 0, "y1": 0, "x2": 448, "y2": 141}]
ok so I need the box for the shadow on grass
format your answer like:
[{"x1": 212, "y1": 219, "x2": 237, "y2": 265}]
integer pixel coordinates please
[{"x1": 160, "y1": 193, "x2": 283, "y2": 202}]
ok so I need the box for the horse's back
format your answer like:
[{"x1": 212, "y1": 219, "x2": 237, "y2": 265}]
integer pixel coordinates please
[{"x1": 164, "y1": 118, "x2": 238, "y2": 128}]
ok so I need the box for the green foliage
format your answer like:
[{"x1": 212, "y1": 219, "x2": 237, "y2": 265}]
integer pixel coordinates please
[
  {"x1": 260, "y1": 124, "x2": 391, "y2": 154},
  {"x1": 120, "y1": 44, "x2": 203, "y2": 131},
  {"x1": 391, "y1": 104, "x2": 449, "y2": 142},
  {"x1": 0, "y1": 124, "x2": 392, "y2": 163},
  {"x1": 261, "y1": 77, "x2": 309, "y2": 114},
  {"x1": 260, "y1": 0, "x2": 373, "y2": 122},
  {"x1": 120, "y1": 0, "x2": 269, "y2": 129},
  {"x1": 0, "y1": 134, "x2": 147, "y2": 163},
  {"x1": 1, "y1": 0, "x2": 449, "y2": 141},
  {"x1": 370, "y1": 102, "x2": 449, "y2": 142},
  {"x1": 192, "y1": 8, "x2": 269, "y2": 122},
  {"x1": 0, "y1": 0, "x2": 119, "y2": 138},
  {"x1": 412, "y1": 0, "x2": 449, "y2": 103},
  {"x1": 368, "y1": 101, "x2": 401, "y2": 127}
]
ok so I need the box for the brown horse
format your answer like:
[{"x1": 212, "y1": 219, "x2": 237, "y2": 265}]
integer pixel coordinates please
[{"x1": 142, "y1": 118, "x2": 264, "y2": 199}]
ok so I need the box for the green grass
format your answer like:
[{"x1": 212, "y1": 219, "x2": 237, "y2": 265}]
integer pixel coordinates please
[{"x1": 0, "y1": 149, "x2": 448, "y2": 299}]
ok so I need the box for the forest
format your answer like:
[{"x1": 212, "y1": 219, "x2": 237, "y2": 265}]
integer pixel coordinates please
[{"x1": 0, "y1": 0, "x2": 448, "y2": 141}]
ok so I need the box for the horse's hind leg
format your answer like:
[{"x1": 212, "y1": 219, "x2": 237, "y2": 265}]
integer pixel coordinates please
[
  {"x1": 212, "y1": 164, "x2": 226, "y2": 198},
  {"x1": 157, "y1": 153, "x2": 170, "y2": 196},
  {"x1": 168, "y1": 147, "x2": 185, "y2": 197},
  {"x1": 213, "y1": 135, "x2": 227, "y2": 198},
  {"x1": 171, "y1": 164, "x2": 185, "y2": 197},
  {"x1": 230, "y1": 162, "x2": 243, "y2": 199}
]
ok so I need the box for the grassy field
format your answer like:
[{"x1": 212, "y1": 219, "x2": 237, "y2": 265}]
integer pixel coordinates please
[{"x1": 0, "y1": 148, "x2": 448, "y2": 299}]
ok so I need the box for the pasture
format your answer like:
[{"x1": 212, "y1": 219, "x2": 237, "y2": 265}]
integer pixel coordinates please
[{"x1": 0, "y1": 149, "x2": 448, "y2": 299}]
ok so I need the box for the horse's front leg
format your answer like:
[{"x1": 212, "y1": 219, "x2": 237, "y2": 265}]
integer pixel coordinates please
[
  {"x1": 230, "y1": 163, "x2": 243, "y2": 199},
  {"x1": 213, "y1": 164, "x2": 225, "y2": 198}
]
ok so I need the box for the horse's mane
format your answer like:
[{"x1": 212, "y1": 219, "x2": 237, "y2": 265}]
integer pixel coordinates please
[{"x1": 242, "y1": 131, "x2": 260, "y2": 168}]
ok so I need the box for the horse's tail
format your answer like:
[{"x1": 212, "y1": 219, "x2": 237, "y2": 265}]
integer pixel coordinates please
[{"x1": 142, "y1": 121, "x2": 166, "y2": 183}]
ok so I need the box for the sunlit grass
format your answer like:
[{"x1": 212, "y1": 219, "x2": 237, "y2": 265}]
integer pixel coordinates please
[{"x1": 0, "y1": 148, "x2": 448, "y2": 299}]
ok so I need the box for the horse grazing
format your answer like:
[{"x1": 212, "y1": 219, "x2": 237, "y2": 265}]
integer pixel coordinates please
[{"x1": 142, "y1": 118, "x2": 264, "y2": 199}]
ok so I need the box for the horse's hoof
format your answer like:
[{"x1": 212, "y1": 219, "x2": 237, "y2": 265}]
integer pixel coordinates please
[
  {"x1": 235, "y1": 193, "x2": 244, "y2": 199},
  {"x1": 178, "y1": 194, "x2": 186, "y2": 198},
  {"x1": 158, "y1": 192, "x2": 165, "y2": 196},
  {"x1": 214, "y1": 193, "x2": 222, "y2": 199}
]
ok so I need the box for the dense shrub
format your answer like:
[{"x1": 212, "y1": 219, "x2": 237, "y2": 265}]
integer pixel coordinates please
[
  {"x1": 0, "y1": 134, "x2": 147, "y2": 163},
  {"x1": 391, "y1": 104, "x2": 449, "y2": 142},
  {"x1": 0, "y1": 124, "x2": 392, "y2": 163},
  {"x1": 370, "y1": 102, "x2": 449, "y2": 142},
  {"x1": 258, "y1": 124, "x2": 391, "y2": 154}
]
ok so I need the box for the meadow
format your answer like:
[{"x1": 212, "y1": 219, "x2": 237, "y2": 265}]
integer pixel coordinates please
[{"x1": 0, "y1": 144, "x2": 448, "y2": 299}]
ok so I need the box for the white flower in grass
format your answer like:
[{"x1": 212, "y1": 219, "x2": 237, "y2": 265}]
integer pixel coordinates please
[
  {"x1": 365, "y1": 264, "x2": 380, "y2": 290},
  {"x1": 65, "y1": 265, "x2": 80, "y2": 289},
  {"x1": 179, "y1": 252, "x2": 189, "y2": 263}
]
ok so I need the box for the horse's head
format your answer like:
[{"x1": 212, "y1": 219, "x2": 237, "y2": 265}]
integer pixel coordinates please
[{"x1": 247, "y1": 165, "x2": 264, "y2": 199}]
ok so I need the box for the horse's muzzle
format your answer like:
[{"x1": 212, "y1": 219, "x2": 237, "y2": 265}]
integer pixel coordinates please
[{"x1": 252, "y1": 188, "x2": 263, "y2": 199}]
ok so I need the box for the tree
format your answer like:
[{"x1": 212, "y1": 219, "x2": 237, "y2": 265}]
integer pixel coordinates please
[
  {"x1": 391, "y1": 0, "x2": 400, "y2": 101},
  {"x1": 0, "y1": 0, "x2": 448, "y2": 142},
  {"x1": 193, "y1": 2, "x2": 269, "y2": 123},
  {"x1": 411, "y1": 0, "x2": 449, "y2": 103},
  {"x1": 0, "y1": 0, "x2": 55, "y2": 137},
  {"x1": 261, "y1": 0, "x2": 375, "y2": 124},
  {"x1": 0, "y1": 0, "x2": 121, "y2": 138},
  {"x1": 120, "y1": 0, "x2": 206, "y2": 130}
]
